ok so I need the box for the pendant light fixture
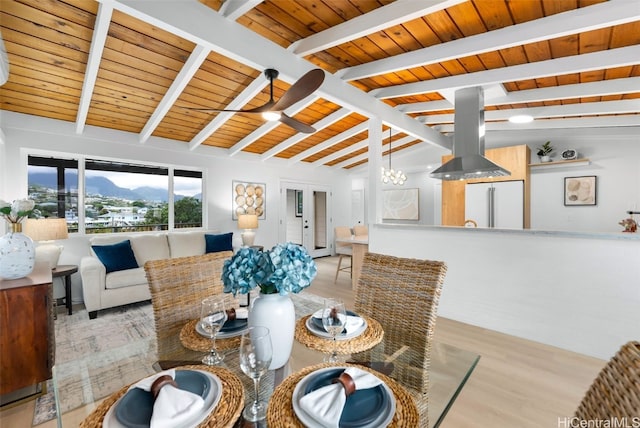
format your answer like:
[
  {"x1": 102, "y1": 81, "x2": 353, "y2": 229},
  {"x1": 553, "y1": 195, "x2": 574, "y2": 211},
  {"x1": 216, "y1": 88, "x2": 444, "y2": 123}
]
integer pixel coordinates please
[{"x1": 381, "y1": 128, "x2": 406, "y2": 185}]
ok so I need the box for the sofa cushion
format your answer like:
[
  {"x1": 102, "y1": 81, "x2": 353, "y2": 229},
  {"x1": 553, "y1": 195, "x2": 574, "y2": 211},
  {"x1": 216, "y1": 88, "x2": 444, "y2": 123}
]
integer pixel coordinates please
[
  {"x1": 130, "y1": 234, "x2": 170, "y2": 266},
  {"x1": 92, "y1": 240, "x2": 139, "y2": 273},
  {"x1": 205, "y1": 232, "x2": 233, "y2": 253},
  {"x1": 105, "y1": 267, "x2": 147, "y2": 289},
  {"x1": 167, "y1": 231, "x2": 206, "y2": 258}
]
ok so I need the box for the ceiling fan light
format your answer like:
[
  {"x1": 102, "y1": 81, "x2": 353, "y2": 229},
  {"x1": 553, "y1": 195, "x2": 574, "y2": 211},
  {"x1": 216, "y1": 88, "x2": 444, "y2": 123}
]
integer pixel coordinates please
[{"x1": 262, "y1": 111, "x2": 281, "y2": 121}]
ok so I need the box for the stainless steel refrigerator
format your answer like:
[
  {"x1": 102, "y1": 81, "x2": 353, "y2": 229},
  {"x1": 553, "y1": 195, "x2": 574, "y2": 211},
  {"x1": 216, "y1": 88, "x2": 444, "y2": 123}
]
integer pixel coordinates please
[{"x1": 464, "y1": 180, "x2": 524, "y2": 229}]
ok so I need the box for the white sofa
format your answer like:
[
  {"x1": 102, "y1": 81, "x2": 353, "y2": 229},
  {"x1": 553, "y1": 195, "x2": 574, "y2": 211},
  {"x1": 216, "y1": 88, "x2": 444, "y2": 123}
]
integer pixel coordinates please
[{"x1": 80, "y1": 230, "x2": 232, "y2": 319}]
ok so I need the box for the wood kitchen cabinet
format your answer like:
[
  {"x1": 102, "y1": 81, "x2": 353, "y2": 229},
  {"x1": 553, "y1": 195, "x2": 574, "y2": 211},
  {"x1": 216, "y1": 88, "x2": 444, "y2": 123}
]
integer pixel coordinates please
[{"x1": 0, "y1": 263, "x2": 54, "y2": 396}]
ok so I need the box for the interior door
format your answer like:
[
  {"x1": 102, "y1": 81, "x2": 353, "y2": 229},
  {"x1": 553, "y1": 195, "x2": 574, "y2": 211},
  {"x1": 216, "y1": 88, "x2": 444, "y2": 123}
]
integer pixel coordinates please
[{"x1": 280, "y1": 182, "x2": 331, "y2": 258}]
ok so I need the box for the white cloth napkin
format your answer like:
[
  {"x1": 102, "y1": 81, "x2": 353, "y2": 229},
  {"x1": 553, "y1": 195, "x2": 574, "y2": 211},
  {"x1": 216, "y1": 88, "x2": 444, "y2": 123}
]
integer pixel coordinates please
[
  {"x1": 312, "y1": 310, "x2": 364, "y2": 334},
  {"x1": 298, "y1": 367, "x2": 383, "y2": 428},
  {"x1": 129, "y1": 369, "x2": 205, "y2": 428}
]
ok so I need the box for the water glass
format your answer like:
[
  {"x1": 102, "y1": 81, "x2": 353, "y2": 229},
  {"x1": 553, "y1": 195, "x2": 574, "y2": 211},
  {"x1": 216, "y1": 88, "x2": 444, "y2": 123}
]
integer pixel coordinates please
[
  {"x1": 200, "y1": 296, "x2": 227, "y2": 365},
  {"x1": 239, "y1": 326, "x2": 273, "y2": 422},
  {"x1": 322, "y1": 298, "x2": 346, "y2": 363}
]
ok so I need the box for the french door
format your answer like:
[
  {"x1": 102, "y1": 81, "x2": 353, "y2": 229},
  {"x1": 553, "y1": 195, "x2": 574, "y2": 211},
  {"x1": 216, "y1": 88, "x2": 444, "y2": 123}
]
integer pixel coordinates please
[{"x1": 279, "y1": 181, "x2": 331, "y2": 258}]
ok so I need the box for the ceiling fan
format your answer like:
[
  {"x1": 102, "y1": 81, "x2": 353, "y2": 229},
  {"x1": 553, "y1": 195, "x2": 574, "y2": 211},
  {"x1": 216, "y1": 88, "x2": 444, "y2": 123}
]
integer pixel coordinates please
[{"x1": 188, "y1": 68, "x2": 325, "y2": 133}]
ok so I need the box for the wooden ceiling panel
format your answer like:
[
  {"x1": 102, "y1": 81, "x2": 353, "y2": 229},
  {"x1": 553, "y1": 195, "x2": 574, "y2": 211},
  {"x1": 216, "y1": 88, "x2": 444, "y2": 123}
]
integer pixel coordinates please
[
  {"x1": 0, "y1": 0, "x2": 636, "y2": 170},
  {"x1": 325, "y1": 144, "x2": 368, "y2": 167}
]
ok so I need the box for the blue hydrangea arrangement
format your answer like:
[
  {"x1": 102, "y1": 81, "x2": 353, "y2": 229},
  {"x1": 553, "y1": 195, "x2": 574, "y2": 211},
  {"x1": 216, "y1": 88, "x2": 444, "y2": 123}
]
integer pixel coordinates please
[{"x1": 222, "y1": 242, "x2": 317, "y2": 296}]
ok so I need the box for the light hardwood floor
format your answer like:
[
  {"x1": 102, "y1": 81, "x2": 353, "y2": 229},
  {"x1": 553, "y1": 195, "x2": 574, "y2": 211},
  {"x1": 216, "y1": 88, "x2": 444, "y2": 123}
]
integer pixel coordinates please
[
  {"x1": 0, "y1": 255, "x2": 605, "y2": 427},
  {"x1": 310, "y1": 256, "x2": 606, "y2": 428}
]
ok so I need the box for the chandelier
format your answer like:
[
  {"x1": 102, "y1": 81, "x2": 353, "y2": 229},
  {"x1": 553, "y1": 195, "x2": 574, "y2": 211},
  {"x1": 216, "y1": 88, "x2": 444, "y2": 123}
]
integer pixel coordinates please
[{"x1": 381, "y1": 128, "x2": 406, "y2": 185}]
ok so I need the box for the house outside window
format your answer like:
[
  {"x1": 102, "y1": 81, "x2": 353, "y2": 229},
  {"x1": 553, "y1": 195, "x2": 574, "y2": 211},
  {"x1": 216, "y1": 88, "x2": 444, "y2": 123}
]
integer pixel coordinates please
[{"x1": 27, "y1": 156, "x2": 203, "y2": 233}]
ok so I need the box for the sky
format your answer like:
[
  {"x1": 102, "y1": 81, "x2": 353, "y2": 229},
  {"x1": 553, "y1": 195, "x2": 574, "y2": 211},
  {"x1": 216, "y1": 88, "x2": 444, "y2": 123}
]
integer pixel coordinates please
[{"x1": 29, "y1": 166, "x2": 202, "y2": 196}]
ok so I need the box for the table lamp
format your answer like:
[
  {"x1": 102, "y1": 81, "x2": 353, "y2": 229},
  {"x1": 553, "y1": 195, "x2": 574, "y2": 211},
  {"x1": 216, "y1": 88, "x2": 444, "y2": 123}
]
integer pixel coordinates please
[
  {"x1": 237, "y1": 214, "x2": 258, "y2": 247},
  {"x1": 23, "y1": 218, "x2": 69, "y2": 269}
]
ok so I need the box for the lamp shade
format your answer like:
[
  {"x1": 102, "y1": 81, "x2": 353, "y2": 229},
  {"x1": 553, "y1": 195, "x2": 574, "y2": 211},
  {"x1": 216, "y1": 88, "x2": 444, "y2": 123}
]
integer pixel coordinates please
[
  {"x1": 23, "y1": 218, "x2": 69, "y2": 241},
  {"x1": 238, "y1": 214, "x2": 258, "y2": 230},
  {"x1": 23, "y1": 218, "x2": 68, "y2": 269}
]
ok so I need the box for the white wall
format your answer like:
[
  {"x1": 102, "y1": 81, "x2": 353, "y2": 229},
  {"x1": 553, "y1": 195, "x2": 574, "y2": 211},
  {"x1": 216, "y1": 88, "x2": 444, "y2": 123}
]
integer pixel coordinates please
[
  {"x1": 354, "y1": 127, "x2": 640, "y2": 233},
  {"x1": 0, "y1": 112, "x2": 353, "y2": 303},
  {"x1": 371, "y1": 224, "x2": 640, "y2": 361}
]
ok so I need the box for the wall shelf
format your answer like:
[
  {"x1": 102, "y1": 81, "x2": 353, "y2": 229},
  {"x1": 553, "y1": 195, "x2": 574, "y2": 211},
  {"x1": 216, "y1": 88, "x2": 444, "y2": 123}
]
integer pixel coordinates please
[{"x1": 529, "y1": 158, "x2": 591, "y2": 170}]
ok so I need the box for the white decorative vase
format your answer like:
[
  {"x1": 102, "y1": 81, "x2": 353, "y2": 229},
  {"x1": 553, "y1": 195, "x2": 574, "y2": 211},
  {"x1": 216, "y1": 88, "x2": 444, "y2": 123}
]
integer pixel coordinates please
[
  {"x1": 0, "y1": 223, "x2": 36, "y2": 280},
  {"x1": 248, "y1": 292, "x2": 296, "y2": 370},
  {"x1": 540, "y1": 155, "x2": 551, "y2": 163}
]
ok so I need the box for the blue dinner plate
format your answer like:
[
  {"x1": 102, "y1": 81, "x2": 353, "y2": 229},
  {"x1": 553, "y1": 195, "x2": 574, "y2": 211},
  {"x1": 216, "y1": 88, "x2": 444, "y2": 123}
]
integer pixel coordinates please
[
  {"x1": 303, "y1": 368, "x2": 389, "y2": 428},
  {"x1": 220, "y1": 317, "x2": 248, "y2": 333},
  {"x1": 115, "y1": 370, "x2": 211, "y2": 428},
  {"x1": 311, "y1": 310, "x2": 358, "y2": 335}
]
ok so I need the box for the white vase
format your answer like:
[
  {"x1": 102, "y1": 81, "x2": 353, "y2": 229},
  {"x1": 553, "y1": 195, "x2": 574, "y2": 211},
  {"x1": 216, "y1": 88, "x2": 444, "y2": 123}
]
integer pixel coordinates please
[
  {"x1": 248, "y1": 292, "x2": 296, "y2": 370},
  {"x1": 0, "y1": 223, "x2": 36, "y2": 280}
]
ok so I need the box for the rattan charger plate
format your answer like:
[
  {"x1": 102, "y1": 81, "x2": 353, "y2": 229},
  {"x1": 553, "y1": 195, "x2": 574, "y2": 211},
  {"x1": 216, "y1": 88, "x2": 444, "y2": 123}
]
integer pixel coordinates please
[
  {"x1": 266, "y1": 362, "x2": 418, "y2": 427},
  {"x1": 295, "y1": 314, "x2": 384, "y2": 354},
  {"x1": 79, "y1": 365, "x2": 244, "y2": 428},
  {"x1": 180, "y1": 319, "x2": 242, "y2": 351}
]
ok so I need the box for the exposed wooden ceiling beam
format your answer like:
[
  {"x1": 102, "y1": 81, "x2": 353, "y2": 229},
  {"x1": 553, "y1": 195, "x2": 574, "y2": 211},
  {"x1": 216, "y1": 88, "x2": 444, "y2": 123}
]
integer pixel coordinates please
[
  {"x1": 260, "y1": 108, "x2": 352, "y2": 161},
  {"x1": 287, "y1": 122, "x2": 370, "y2": 166},
  {"x1": 75, "y1": 2, "x2": 112, "y2": 134},
  {"x1": 436, "y1": 115, "x2": 640, "y2": 132},
  {"x1": 227, "y1": 95, "x2": 319, "y2": 156},
  {"x1": 289, "y1": 0, "x2": 464, "y2": 57},
  {"x1": 111, "y1": 0, "x2": 451, "y2": 150},
  {"x1": 339, "y1": 1, "x2": 638, "y2": 81},
  {"x1": 140, "y1": 44, "x2": 209, "y2": 143},
  {"x1": 399, "y1": 78, "x2": 640, "y2": 113},
  {"x1": 219, "y1": 0, "x2": 262, "y2": 20},
  {"x1": 187, "y1": 75, "x2": 269, "y2": 150},
  {"x1": 419, "y1": 100, "x2": 640, "y2": 124},
  {"x1": 374, "y1": 46, "x2": 640, "y2": 99}
]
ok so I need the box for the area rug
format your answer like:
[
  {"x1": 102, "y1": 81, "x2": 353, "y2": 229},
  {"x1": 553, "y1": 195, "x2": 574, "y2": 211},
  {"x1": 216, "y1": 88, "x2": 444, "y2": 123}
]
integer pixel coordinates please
[{"x1": 33, "y1": 291, "x2": 325, "y2": 425}]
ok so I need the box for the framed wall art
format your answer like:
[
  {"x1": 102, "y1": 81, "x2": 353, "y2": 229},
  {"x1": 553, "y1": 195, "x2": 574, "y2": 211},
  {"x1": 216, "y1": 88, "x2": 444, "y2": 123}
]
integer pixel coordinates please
[
  {"x1": 382, "y1": 188, "x2": 420, "y2": 220},
  {"x1": 564, "y1": 176, "x2": 597, "y2": 206},
  {"x1": 233, "y1": 180, "x2": 266, "y2": 219}
]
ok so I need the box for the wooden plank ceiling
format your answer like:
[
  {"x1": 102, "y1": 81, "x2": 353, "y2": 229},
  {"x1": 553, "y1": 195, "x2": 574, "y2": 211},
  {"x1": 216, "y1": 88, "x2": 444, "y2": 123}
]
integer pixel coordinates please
[{"x1": 1, "y1": 0, "x2": 639, "y2": 170}]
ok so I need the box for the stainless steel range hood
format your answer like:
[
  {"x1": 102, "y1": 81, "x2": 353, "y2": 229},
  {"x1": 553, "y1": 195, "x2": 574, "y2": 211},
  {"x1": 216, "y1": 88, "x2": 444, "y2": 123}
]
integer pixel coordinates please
[{"x1": 430, "y1": 87, "x2": 510, "y2": 180}]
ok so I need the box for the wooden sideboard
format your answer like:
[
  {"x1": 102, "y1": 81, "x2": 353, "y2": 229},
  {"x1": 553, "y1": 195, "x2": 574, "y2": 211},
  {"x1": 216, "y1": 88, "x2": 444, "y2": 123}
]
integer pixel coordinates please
[{"x1": 0, "y1": 263, "x2": 54, "y2": 396}]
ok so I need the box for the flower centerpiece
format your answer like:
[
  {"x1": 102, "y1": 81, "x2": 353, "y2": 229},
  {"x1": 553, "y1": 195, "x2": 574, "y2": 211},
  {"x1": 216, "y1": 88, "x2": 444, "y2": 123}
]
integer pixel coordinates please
[
  {"x1": 0, "y1": 199, "x2": 38, "y2": 280},
  {"x1": 0, "y1": 199, "x2": 37, "y2": 232},
  {"x1": 222, "y1": 242, "x2": 317, "y2": 296},
  {"x1": 221, "y1": 242, "x2": 317, "y2": 370}
]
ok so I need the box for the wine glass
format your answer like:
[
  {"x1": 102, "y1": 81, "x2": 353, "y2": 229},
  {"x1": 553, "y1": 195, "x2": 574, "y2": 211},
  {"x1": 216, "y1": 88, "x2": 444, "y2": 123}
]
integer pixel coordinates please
[
  {"x1": 322, "y1": 298, "x2": 347, "y2": 363},
  {"x1": 200, "y1": 296, "x2": 227, "y2": 365},
  {"x1": 239, "y1": 326, "x2": 272, "y2": 422}
]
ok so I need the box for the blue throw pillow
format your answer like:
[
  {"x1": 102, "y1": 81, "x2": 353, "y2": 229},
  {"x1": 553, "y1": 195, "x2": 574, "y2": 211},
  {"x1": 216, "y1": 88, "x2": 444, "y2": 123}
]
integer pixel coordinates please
[
  {"x1": 205, "y1": 232, "x2": 233, "y2": 253},
  {"x1": 92, "y1": 240, "x2": 139, "y2": 273}
]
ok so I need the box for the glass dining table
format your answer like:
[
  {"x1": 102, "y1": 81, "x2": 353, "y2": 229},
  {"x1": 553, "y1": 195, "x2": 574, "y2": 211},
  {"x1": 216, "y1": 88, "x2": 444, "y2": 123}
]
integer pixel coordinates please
[{"x1": 52, "y1": 297, "x2": 479, "y2": 428}]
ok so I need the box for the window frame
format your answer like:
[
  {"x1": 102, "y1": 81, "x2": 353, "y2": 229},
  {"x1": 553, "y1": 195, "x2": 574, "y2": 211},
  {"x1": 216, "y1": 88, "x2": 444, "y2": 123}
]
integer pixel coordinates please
[{"x1": 26, "y1": 152, "x2": 205, "y2": 234}]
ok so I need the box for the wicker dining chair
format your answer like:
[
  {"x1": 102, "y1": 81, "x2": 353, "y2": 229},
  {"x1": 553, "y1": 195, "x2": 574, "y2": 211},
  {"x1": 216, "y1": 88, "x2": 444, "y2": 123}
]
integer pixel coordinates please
[
  {"x1": 574, "y1": 340, "x2": 640, "y2": 421},
  {"x1": 144, "y1": 251, "x2": 233, "y2": 362},
  {"x1": 353, "y1": 252, "x2": 447, "y2": 427}
]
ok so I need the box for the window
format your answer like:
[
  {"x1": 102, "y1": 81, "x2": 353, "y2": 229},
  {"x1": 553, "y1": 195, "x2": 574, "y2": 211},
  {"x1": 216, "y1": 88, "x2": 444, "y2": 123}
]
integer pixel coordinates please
[
  {"x1": 174, "y1": 169, "x2": 203, "y2": 229},
  {"x1": 27, "y1": 156, "x2": 79, "y2": 233},
  {"x1": 27, "y1": 156, "x2": 204, "y2": 233}
]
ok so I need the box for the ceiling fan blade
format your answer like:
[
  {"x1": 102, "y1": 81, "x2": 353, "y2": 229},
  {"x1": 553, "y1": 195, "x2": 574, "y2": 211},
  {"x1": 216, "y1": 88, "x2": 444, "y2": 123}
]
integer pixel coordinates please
[
  {"x1": 271, "y1": 69, "x2": 325, "y2": 112},
  {"x1": 184, "y1": 100, "x2": 275, "y2": 114},
  {"x1": 279, "y1": 113, "x2": 316, "y2": 134}
]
